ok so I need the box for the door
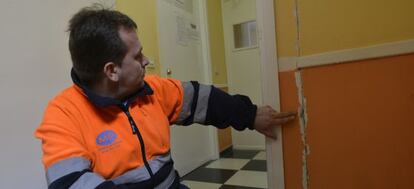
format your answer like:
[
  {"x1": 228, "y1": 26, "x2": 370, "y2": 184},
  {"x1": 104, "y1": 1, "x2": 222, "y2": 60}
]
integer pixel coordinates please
[
  {"x1": 221, "y1": 0, "x2": 265, "y2": 150},
  {"x1": 157, "y1": 0, "x2": 216, "y2": 176}
]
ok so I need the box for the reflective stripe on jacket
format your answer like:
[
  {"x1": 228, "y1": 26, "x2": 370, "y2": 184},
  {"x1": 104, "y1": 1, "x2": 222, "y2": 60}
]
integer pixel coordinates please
[{"x1": 35, "y1": 73, "x2": 257, "y2": 189}]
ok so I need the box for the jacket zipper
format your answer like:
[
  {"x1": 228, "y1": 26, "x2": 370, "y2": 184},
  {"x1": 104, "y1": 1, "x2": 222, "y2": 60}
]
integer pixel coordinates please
[{"x1": 123, "y1": 107, "x2": 154, "y2": 179}]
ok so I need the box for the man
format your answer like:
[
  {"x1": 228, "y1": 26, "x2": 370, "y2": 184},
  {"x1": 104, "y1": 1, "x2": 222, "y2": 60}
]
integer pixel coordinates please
[{"x1": 35, "y1": 6, "x2": 296, "y2": 189}]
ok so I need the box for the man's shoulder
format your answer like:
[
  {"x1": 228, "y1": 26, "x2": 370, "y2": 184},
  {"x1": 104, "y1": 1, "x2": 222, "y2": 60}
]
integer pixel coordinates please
[
  {"x1": 47, "y1": 85, "x2": 88, "y2": 108},
  {"x1": 144, "y1": 75, "x2": 181, "y2": 89},
  {"x1": 143, "y1": 75, "x2": 162, "y2": 85},
  {"x1": 143, "y1": 75, "x2": 183, "y2": 100}
]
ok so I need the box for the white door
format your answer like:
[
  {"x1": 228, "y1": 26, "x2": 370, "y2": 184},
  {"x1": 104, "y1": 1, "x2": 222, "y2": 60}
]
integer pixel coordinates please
[
  {"x1": 157, "y1": 0, "x2": 216, "y2": 176},
  {"x1": 221, "y1": 0, "x2": 265, "y2": 149}
]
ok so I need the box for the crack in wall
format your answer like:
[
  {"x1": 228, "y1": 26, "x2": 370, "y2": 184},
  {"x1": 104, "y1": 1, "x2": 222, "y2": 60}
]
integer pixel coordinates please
[
  {"x1": 293, "y1": 0, "x2": 308, "y2": 187},
  {"x1": 295, "y1": 70, "x2": 310, "y2": 189}
]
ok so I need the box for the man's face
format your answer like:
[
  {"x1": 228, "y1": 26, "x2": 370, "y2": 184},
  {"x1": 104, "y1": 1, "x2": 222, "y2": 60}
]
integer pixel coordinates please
[{"x1": 117, "y1": 27, "x2": 149, "y2": 96}]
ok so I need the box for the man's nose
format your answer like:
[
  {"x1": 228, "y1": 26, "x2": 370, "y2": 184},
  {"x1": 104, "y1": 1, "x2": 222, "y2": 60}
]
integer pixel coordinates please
[{"x1": 142, "y1": 56, "x2": 149, "y2": 67}]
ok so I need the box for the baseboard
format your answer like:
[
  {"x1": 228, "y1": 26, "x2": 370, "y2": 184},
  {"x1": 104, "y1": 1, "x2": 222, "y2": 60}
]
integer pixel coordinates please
[{"x1": 233, "y1": 145, "x2": 266, "y2": 151}]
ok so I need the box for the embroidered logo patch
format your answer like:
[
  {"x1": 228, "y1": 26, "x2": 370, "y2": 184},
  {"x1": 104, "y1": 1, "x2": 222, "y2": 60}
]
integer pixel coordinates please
[{"x1": 96, "y1": 130, "x2": 117, "y2": 146}]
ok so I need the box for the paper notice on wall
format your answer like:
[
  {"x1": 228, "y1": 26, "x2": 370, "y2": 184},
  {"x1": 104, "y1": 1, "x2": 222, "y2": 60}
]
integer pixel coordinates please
[
  {"x1": 176, "y1": 16, "x2": 200, "y2": 46},
  {"x1": 162, "y1": 0, "x2": 193, "y2": 13},
  {"x1": 174, "y1": 0, "x2": 193, "y2": 13},
  {"x1": 176, "y1": 15, "x2": 188, "y2": 46},
  {"x1": 188, "y1": 22, "x2": 200, "y2": 42}
]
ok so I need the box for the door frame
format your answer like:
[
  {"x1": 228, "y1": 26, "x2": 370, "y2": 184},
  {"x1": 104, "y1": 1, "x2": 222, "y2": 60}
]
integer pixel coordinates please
[{"x1": 256, "y1": 1, "x2": 285, "y2": 189}]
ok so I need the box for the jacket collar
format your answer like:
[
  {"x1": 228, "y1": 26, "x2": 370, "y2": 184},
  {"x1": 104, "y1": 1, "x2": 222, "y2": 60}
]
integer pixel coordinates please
[{"x1": 71, "y1": 68, "x2": 153, "y2": 108}]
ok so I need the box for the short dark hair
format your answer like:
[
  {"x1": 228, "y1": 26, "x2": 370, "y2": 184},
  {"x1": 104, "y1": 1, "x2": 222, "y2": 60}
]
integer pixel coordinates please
[{"x1": 68, "y1": 5, "x2": 137, "y2": 86}]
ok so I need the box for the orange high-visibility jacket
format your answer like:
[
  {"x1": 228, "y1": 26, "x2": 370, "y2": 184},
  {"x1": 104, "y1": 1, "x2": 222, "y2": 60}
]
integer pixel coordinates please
[{"x1": 35, "y1": 71, "x2": 257, "y2": 189}]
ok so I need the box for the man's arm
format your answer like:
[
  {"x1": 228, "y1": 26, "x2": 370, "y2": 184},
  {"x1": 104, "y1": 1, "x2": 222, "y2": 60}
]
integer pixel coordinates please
[
  {"x1": 46, "y1": 157, "x2": 121, "y2": 189},
  {"x1": 253, "y1": 105, "x2": 296, "y2": 139},
  {"x1": 35, "y1": 102, "x2": 125, "y2": 189},
  {"x1": 174, "y1": 81, "x2": 296, "y2": 135}
]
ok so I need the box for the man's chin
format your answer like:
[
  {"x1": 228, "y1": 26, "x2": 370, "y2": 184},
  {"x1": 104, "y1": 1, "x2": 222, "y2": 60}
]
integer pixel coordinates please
[
  {"x1": 140, "y1": 73, "x2": 146, "y2": 85},
  {"x1": 137, "y1": 80, "x2": 145, "y2": 89},
  {"x1": 138, "y1": 83, "x2": 144, "y2": 89}
]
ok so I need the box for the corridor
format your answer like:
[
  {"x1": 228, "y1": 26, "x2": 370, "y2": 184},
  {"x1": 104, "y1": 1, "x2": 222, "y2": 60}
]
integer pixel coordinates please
[{"x1": 182, "y1": 149, "x2": 267, "y2": 189}]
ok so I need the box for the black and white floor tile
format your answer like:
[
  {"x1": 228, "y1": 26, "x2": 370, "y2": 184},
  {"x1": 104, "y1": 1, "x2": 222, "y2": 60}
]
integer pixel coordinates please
[{"x1": 181, "y1": 149, "x2": 267, "y2": 189}]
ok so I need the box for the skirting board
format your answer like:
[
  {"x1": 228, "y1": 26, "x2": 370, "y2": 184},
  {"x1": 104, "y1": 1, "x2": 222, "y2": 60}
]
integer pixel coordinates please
[{"x1": 233, "y1": 145, "x2": 266, "y2": 151}]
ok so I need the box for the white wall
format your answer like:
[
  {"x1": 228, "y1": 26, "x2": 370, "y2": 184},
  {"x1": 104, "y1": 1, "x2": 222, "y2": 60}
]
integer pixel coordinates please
[{"x1": 0, "y1": 0, "x2": 114, "y2": 188}]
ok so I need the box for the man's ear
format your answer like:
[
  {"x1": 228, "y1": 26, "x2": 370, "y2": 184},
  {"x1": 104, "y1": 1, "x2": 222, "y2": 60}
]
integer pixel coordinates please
[{"x1": 103, "y1": 62, "x2": 120, "y2": 82}]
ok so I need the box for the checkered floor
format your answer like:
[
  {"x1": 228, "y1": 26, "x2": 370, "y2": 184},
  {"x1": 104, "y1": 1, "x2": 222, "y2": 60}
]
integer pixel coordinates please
[{"x1": 181, "y1": 149, "x2": 267, "y2": 189}]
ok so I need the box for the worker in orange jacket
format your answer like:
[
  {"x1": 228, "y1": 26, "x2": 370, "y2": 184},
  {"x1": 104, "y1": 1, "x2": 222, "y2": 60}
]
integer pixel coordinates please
[{"x1": 35, "y1": 6, "x2": 296, "y2": 189}]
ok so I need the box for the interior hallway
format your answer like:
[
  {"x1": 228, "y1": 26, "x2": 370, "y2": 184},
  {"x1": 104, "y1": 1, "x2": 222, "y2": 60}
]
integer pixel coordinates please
[{"x1": 181, "y1": 149, "x2": 268, "y2": 189}]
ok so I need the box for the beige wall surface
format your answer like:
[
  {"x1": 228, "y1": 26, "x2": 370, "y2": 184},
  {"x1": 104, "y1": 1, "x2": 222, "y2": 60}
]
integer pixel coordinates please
[
  {"x1": 274, "y1": 0, "x2": 299, "y2": 57},
  {"x1": 207, "y1": 0, "x2": 228, "y2": 85},
  {"x1": 116, "y1": 0, "x2": 160, "y2": 75},
  {"x1": 299, "y1": 0, "x2": 414, "y2": 55},
  {"x1": 275, "y1": 0, "x2": 414, "y2": 57}
]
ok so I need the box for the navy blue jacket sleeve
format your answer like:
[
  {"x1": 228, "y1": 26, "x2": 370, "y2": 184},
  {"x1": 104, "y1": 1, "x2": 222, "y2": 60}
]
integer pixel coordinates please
[{"x1": 205, "y1": 86, "x2": 257, "y2": 130}]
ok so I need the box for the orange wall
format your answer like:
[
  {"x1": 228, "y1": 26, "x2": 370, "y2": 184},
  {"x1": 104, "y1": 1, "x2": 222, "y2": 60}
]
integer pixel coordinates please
[
  {"x1": 280, "y1": 54, "x2": 414, "y2": 188},
  {"x1": 280, "y1": 71, "x2": 302, "y2": 189},
  {"x1": 303, "y1": 54, "x2": 414, "y2": 188},
  {"x1": 275, "y1": 0, "x2": 414, "y2": 187}
]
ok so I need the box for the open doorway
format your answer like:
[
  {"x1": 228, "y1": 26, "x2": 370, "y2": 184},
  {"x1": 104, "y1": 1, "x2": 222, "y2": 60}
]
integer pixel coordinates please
[
  {"x1": 220, "y1": 0, "x2": 265, "y2": 152},
  {"x1": 182, "y1": 0, "x2": 284, "y2": 188}
]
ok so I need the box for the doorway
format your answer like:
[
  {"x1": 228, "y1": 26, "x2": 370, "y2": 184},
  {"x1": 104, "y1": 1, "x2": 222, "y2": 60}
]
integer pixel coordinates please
[
  {"x1": 181, "y1": 0, "x2": 284, "y2": 188},
  {"x1": 220, "y1": 0, "x2": 265, "y2": 151},
  {"x1": 156, "y1": 0, "x2": 283, "y2": 188}
]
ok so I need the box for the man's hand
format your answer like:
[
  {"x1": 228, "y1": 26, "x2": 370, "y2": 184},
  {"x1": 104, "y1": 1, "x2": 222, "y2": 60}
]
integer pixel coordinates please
[{"x1": 253, "y1": 105, "x2": 296, "y2": 139}]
